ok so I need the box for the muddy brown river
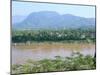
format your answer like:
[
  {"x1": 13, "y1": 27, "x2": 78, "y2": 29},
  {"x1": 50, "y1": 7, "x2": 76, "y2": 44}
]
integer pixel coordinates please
[{"x1": 12, "y1": 43, "x2": 95, "y2": 64}]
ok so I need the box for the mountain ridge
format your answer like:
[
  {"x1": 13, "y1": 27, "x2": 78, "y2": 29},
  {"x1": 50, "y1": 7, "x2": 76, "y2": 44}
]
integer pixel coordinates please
[{"x1": 12, "y1": 11, "x2": 95, "y2": 30}]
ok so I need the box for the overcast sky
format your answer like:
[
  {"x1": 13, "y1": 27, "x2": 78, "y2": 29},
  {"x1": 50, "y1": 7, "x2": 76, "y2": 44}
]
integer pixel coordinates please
[{"x1": 12, "y1": 1, "x2": 95, "y2": 18}]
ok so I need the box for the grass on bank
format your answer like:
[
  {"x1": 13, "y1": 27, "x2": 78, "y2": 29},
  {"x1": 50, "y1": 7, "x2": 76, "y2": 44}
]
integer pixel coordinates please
[{"x1": 12, "y1": 52, "x2": 96, "y2": 74}]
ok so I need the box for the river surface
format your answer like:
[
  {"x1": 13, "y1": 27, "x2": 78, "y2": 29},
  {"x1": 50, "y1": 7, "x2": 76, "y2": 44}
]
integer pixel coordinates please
[{"x1": 12, "y1": 43, "x2": 95, "y2": 64}]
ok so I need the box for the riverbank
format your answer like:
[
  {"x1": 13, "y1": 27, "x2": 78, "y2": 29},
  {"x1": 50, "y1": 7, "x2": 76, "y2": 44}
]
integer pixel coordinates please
[
  {"x1": 12, "y1": 40, "x2": 95, "y2": 46},
  {"x1": 12, "y1": 52, "x2": 96, "y2": 74}
]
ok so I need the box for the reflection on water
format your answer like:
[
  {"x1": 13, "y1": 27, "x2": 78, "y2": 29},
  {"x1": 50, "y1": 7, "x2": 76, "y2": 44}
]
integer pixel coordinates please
[{"x1": 12, "y1": 43, "x2": 95, "y2": 64}]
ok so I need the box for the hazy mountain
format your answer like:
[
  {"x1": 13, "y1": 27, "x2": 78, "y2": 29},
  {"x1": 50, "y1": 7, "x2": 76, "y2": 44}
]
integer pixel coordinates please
[
  {"x1": 13, "y1": 11, "x2": 95, "y2": 30},
  {"x1": 12, "y1": 15, "x2": 26, "y2": 24}
]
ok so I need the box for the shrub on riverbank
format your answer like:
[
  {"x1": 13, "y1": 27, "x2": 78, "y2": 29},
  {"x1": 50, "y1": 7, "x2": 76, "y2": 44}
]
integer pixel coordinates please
[{"x1": 12, "y1": 52, "x2": 96, "y2": 74}]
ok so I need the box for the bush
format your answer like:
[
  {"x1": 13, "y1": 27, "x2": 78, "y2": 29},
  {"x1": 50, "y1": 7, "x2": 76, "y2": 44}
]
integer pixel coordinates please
[{"x1": 12, "y1": 52, "x2": 96, "y2": 74}]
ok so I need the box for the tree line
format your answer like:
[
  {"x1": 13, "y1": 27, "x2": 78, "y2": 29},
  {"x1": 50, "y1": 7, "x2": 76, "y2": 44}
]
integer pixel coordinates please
[{"x1": 12, "y1": 28, "x2": 95, "y2": 43}]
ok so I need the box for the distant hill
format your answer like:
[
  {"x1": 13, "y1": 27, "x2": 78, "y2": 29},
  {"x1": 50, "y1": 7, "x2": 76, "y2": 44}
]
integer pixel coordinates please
[
  {"x1": 12, "y1": 15, "x2": 26, "y2": 24},
  {"x1": 12, "y1": 11, "x2": 95, "y2": 30}
]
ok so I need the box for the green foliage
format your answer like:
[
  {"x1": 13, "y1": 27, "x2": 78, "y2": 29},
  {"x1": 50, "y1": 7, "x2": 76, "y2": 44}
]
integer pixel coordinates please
[
  {"x1": 12, "y1": 28, "x2": 95, "y2": 43},
  {"x1": 12, "y1": 53, "x2": 96, "y2": 74}
]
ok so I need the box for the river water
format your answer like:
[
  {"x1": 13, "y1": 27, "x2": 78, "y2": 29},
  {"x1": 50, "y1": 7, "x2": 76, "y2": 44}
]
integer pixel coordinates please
[{"x1": 12, "y1": 43, "x2": 95, "y2": 64}]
